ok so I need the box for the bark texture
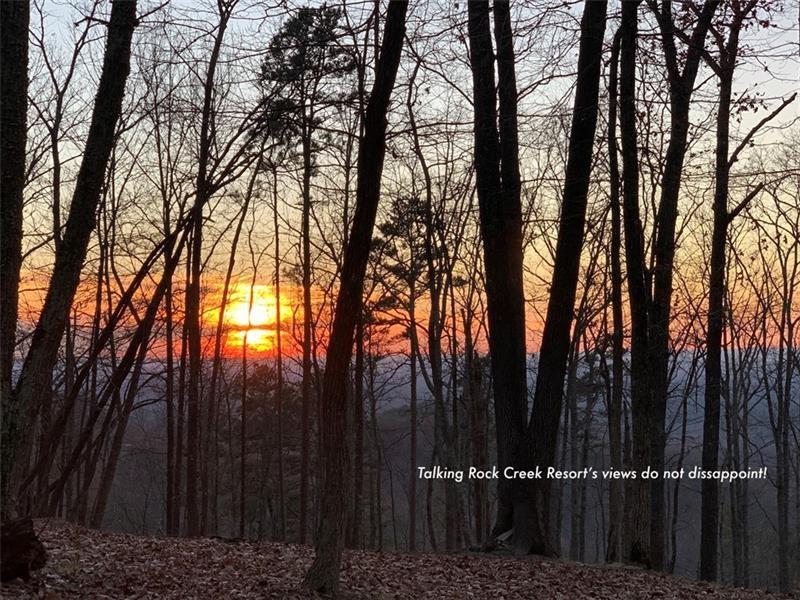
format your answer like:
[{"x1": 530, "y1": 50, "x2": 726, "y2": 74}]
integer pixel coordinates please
[
  {"x1": 466, "y1": 0, "x2": 528, "y2": 541},
  {"x1": 524, "y1": 0, "x2": 607, "y2": 555},
  {"x1": 0, "y1": 518, "x2": 46, "y2": 582},
  {"x1": 7, "y1": 0, "x2": 137, "y2": 514},
  {"x1": 303, "y1": 1, "x2": 407, "y2": 594},
  {"x1": 618, "y1": 0, "x2": 651, "y2": 567},
  {"x1": 0, "y1": 0, "x2": 30, "y2": 518}
]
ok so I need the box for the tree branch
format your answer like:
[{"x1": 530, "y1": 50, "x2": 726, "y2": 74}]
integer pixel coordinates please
[
  {"x1": 729, "y1": 93, "x2": 797, "y2": 167},
  {"x1": 726, "y1": 182, "x2": 764, "y2": 224}
]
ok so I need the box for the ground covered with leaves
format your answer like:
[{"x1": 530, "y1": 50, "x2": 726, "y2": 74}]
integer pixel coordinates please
[{"x1": 1, "y1": 520, "x2": 793, "y2": 599}]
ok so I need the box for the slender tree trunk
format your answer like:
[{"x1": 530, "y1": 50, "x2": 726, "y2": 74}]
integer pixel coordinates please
[
  {"x1": 567, "y1": 344, "x2": 581, "y2": 560},
  {"x1": 408, "y1": 307, "x2": 417, "y2": 551},
  {"x1": 185, "y1": 3, "x2": 231, "y2": 538},
  {"x1": 577, "y1": 380, "x2": 594, "y2": 563},
  {"x1": 352, "y1": 315, "x2": 365, "y2": 547},
  {"x1": 700, "y1": 52, "x2": 735, "y2": 586},
  {"x1": 669, "y1": 357, "x2": 693, "y2": 573},
  {"x1": 300, "y1": 129, "x2": 313, "y2": 545},
  {"x1": 165, "y1": 265, "x2": 176, "y2": 535},
  {"x1": 204, "y1": 163, "x2": 259, "y2": 534},
  {"x1": 240, "y1": 268, "x2": 258, "y2": 538},
  {"x1": 239, "y1": 342, "x2": 248, "y2": 540},
  {"x1": 174, "y1": 256, "x2": 190, "y2": 534},
  {"x1": 467, "y1": 342, "x2": 487, "y2": 547},
  {"x1": 426, "y1": 453, "x2": 437, "y2": 552},
  {"x1": 619, "y1": 0, "x2": 651, "y2": 567},
  {"x1": 405, "y1": 62, "x2": 454, "y2": 550},
  {"x1": 448, "y1": 288, "x2": 460, "y2": 550},
  {"x1": 272, "y1": 166, "x2": 287, "y2": 542},
  {"x1": 648, "y1": 1, "x2": 718, "y2": 569},
  {"x1": 369, "y1": 355, "x2": 384, "y2": 552},
  {"x1": 303, "y1": 3, "x2": 406, "y2": 593},
  {"x1": 89, "y1": 333, "x2": 150, "y2": 529},
  {"x1": 605, "y1": 29, "x2": 625, "y2": 563}
]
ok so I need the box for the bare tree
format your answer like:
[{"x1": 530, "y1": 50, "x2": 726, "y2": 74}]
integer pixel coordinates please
[
  {"x1": 0, "y1": 0, "x2": 30, "y2": 518},
  {"x1": 303, "y1": 1, "x2": 407, "y2": 593},
  {"x1": 5, "y1": 0, "x2": 138, "y2": 516},
  {"x1": 524, "y1": 0, "x2": 607, "y2": 555},
  {"x1": 466, "y1": 0, "x2": 528, "y2": 543}
]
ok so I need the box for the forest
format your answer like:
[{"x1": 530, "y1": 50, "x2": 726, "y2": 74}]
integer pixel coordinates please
[{"x1": 1, "y1": 0, "x2": 798, "y2": 597}]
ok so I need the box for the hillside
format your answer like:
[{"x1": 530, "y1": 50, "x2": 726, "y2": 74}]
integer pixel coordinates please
[{"x1": 0, "y1": 521, "x2": 793, "y2": 599}]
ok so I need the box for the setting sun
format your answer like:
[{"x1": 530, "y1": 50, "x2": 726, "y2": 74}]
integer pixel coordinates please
[
  {"x1": 210, "y1": 283, "x2": 293, "y2": 355},
  {"x1": 227, "y1": 289, "x2": 277, "y2": 329}
]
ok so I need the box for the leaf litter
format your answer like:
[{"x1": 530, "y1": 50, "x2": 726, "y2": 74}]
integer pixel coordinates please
[{"x1": 1, "y1": 520, "x2": 794, "y2": 599}]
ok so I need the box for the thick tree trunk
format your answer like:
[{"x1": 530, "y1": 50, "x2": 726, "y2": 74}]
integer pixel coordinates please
[
  {"x1": 0, "y1": 1, "x2": 29, "y2": 517},
  {"x1": 466, "y1": 0, "x2": 528, "y2": 541},
  {"x1": 523, "y1": 0, "x2": 607, "y2": 555},
  {"x1": 7, "y1": 0, "x2": 137, "y2": 515},
  {"x1": 0, "y1": 518, "x2": 46, "y2": 582},
  {"x1": 303, "y1": 2, "x2": 406, "y2": 593}
]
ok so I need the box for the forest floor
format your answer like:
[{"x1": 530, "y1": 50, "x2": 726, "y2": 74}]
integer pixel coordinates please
[{"x1": 0, "y1": 520, "x2": 794, "y2": 599}]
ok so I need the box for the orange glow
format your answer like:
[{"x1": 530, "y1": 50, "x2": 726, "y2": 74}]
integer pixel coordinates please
[
  {"x1": 227, "y1": 288, "x2": 278, "y2": 329},
  {"x1": 211, "y1": 283, "x2": 294, "y2": 356}
]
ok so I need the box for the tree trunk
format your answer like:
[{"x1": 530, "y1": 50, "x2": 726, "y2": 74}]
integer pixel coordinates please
[
  {"x1": 240, "y1": 269, "x2": 258, "y2": 539},
  {"x1": 352, "y1": 314, "x2": 364, "y2": 547},
  {"x1": 523, "y1": 0, "x2": 607, "y2": 555},
  {"x1": 300, "y1": 128, "x2": 313, "y2": 545},
  {"x1": 408, "y1": 316, "x2": 417, "y2": 551},
  {"x1": 165, "y1": 263, "x2": 176, "y2": 535},
  {"x1": 185, "y1": 2, "x2": 231, "y2": 538},
  {"x1": 465, "y1": 316, "x2": 487, "y2": 547},
  {"x1": 303, "y1": 2, "x2": 406, "y2": 593},
  {"x1": 605, "y1": 28, "x2": 624, "y2": 563},
  {"x1": 174, "y1": 256, "x2": 190, "y2": 534},
  {"x1": 466, "y1": 0, "x2": 528, "y2": 541},
  {"x1": 370, "y1": 355, "x2": 384, "y2": 552},
  {"x1": 272, "y1": 166, "x2": 287, "y2": 542},
  {"x1": 7, "y1": 0, "x2": 137, "y2": 516},
  {"x1": 0, "y1": 518, "x2": 46, "y2": 582},
  {"x1": 647, "y1": 0, "x2": 718, "y2": 569},
  {"x1": 619, "y1": 0, "x2": 651, "y2": 567},
  {"x1": 0, "y1": 0, "x2": 29, "y2": 518},
  {"x1": 699, "y1": 53, "x2": 734, "y2": 587},
  {"x1": 89, "y1": 325, "x2": 152, "y2": 529}
]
